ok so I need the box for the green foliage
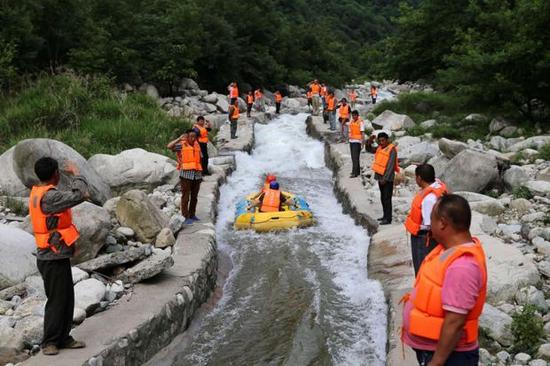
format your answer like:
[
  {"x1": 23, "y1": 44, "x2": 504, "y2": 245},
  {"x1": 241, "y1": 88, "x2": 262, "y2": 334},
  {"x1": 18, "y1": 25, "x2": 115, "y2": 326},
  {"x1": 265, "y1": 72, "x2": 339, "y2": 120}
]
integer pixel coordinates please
[
  {"x1": 406, "y1": 125, "x2": 426, "y2": 137},
  {"x1": 513, "y1": 186, "x2": 534, "y2": 200},
  {"x1": 539, "y1": 144, "x2": 550, "y2": 161},
  {"x1": 0, "y1": 74, "x2": 191, "y2": 158},
  {"x1": 0, "y1": 195, "x2": 28, "y2": 216},
  {"x1": 511, "y1": 304, "x2": 544, "y2": 354}
]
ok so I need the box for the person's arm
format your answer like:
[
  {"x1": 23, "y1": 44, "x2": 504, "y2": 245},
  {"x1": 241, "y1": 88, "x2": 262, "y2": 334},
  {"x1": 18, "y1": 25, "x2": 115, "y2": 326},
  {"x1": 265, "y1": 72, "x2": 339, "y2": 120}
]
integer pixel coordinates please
[
  {"x1": 381, "y1": 148, "x2": 397, "y2": 183},
  {"x1": 41, "y1": 176, "x2": 90, "y2": 214},
  {"x1": 427, "y1": 312, "x2": 468, "y2": 366},
  {"x1": 421, "y1": 193, "x2": 438, "y2": 228},
  {"x1": 365, "y1": 135, "x2": 377, "y2": 153},
  {"x1": 167, "y1": 135, "x2": 184, "y2": 150}
]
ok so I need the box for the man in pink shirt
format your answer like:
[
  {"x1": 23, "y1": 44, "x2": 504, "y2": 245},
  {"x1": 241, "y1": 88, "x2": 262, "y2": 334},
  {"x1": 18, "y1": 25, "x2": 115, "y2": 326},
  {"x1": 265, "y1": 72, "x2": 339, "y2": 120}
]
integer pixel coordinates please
[{"x1": 402, "y1": 194, "x2": 487, "y2": 366}]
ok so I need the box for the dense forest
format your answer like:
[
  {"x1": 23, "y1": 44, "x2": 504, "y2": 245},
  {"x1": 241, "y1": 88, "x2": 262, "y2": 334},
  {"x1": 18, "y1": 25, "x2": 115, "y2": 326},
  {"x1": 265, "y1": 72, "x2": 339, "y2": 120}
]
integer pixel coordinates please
[{"x1": 1, "y1": 0, "x2": 548, "y2": 120}]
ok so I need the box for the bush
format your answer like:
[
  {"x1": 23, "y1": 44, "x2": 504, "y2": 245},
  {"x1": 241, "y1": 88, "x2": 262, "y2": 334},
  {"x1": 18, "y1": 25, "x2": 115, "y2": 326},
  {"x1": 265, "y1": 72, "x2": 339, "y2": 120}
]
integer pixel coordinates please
[
  {"x1": 0, "y1": 74, "x2": 191, "y2": 158},
  {"x1": 511, "y1": 304, "x2": 544, "y2": 354},
  {"x1": 406, "y1": 125, "x2": 427, "y2": 137},
  {"x1": 539, "y1": 143, "x2": 550, "y2": 161},
  {"x1": 513, "y1": 186, "x2": 534, "y2": 200}
]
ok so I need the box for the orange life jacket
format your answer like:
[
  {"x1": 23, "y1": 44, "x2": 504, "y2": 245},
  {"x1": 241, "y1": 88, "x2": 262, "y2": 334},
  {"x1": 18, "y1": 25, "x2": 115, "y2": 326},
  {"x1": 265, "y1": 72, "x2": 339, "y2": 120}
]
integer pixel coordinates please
[
  {"x1": 230, "y1": 86, "x2": 239, "y2": 98},
  {"x1": 339, "y1": 105, "x2": 350, "y2": 120},
  {"x1": 194, "y1": 124, "x2": 209, "y2": 144},
  {"x1": 310, "y1": 83, "x2": 320, "y2": 95},
  {"x1": 254, "y1": 90, "x2": 263, "y2": 99},
  {"x1": 404, "y1": 181, "x2": 448, "y2": 235},
  {"x1": 177, "y1": 141, "x2": 202, "y2": 171},
  {"x1": 246, "y1": 95, "x2": 254, "y2": 104},
  {"x1": 326, "y1": 96, "x2": 336, "y2": 111},
  {"x1": 349, "y1": 118, "x2": 363, "y2": 140},
  {"x1": 261, "y1": 188, "x2": 281, "y2": 212},
  {"x1": 275, "y1": 92, "x2": 282, "y2": 103},
  {"x1": 405, "y1": 238, "x2": 487, "y2": 344},
  {"x1": 349, "y1": 91, "x2": 357, "y2": 101},
  {"x1": 29, "y1": 185, "x2": 80, "y2": 252},
  {"x1": 370, "y1": 87, "x2": 378, "y2": 97},
  {"x1": 230, "y1": 105, "x2": 240, "y2": 120},
  {"x1": 320, "y1": 86, "x2": 328, "y2": 97},
  {"x1": 372, "y1": 143, "x2": 399, "y2": 175}
]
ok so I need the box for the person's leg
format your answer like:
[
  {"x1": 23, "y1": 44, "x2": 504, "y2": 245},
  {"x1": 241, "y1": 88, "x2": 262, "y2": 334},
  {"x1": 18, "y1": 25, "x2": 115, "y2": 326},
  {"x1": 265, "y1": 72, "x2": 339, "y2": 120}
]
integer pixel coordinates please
[
  {"x1": 38, "y1": 259, "x2": 71, "y2": 348},
  {"x1": 411, "y1": 233, "x2": 424, "y2": 276},
  {"x1": 180, "y1": 178, "x2": 191, "y2": 218},
  {"x1": 414, "y1": 349, "x2": 433, "y2": 366},
  {"x1": 230, "y1": 120, "x2": 237, "y2": 138},
  {"x1": 350, "y1": 143, "x2": 360, "y2": 176},
  {"x1": 384, "y1": 180, "x2": 393, "y2": 222},
  {"x1": 247, "y1": 104, "x2": 252, "y2": 117},
  {"x1": 59, "y1": 258, "x2": 75, "y2": 345},
  {"x1": 188, "y1": 179, "x2": 202, "y2": 217},
  {"x1": 276, "y1": 102, "x2": 280, "y2": 114},
  {"x1": 330, "y1": 112, "x2": 336, "y2": 130},
  {"x1": 199, "y1": 142, "x2": 209, "y2": 174}
]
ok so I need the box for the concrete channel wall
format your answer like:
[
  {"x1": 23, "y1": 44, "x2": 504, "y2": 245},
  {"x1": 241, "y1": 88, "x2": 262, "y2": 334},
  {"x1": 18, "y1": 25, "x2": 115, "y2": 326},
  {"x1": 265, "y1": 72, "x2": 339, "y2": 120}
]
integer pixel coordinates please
[{"x1": 22, "y1": 114, "x2": 261, "y2": 366}]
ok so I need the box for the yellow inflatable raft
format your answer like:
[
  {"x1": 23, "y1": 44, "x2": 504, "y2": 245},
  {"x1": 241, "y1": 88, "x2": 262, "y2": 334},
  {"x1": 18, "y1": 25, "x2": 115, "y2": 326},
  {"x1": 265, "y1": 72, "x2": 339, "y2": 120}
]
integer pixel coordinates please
[{"x1": 234, "y1": 191, "x2": 314, "y2": 232}]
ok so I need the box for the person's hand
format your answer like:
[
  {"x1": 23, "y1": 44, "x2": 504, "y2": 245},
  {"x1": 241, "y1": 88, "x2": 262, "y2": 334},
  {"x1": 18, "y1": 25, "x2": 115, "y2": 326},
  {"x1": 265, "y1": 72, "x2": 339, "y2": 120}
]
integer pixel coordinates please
[
  {"x1": 368, "y1": 134, "x2": 376, "y2": 142},
  {"x1": 64, "y1": 161, "x2": 80, "y2": 176}
]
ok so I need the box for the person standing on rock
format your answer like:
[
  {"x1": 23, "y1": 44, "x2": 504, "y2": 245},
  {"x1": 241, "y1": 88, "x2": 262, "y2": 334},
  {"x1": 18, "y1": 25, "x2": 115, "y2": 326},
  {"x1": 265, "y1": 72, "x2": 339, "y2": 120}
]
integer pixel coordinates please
[
  {"x1": 254, "y1": 88, "x2": 265, "y2": 112},
  {"x1": 320, "y1": 83, "x2": 328, "y2": 110},
  {"x1": 308, "y1": 80, "x2": 321, "y2": 116},
  {"x1": 246, "y1": 91, "x2": 254, "y2": 117},
  {"x1": 29, "y1": 157, "x2": 89, "y2": 355},
  {"x1": 348, "y1": 110, "x2": 365, "y2": 178},
  {"x1": 404, "y1": 164, "x2": 448, "y2": 275},
  {"x1": 348, "y1": 89, "x2": 357, "y2": 108},
  {"x1": 401, "y1": 194, "x2": 487, "y2": 366},
  {"x1": 337, "y1": 98, "x2": 352, "y2": 142},
  {"x1": 192, "y1": 116, "x2": 212, "y2": 176},
  {"x1": 228, "y1": 81, "x2": 239, "y2": 105},
  {"x1": 169, "y1": 129, "x2": 203, "y2": 224},
  {"x1": 306, "y1": 90, "x2": 312, "y2": 111},
  {"x1": 228, "y1": 99, "x2": 240, "y2": 139},
  {"x1": 274, "y1": 90, "x2": 282, "y2": 114},
  {"x1": 365, "y1": 132, "x2": 399, "y2": 225},
  {"x1": 325, "y1": 91, "x2": 337, "y2": 131},
  {"x1": 370, "y1": 84, "x2": 378, "y2": 104}
]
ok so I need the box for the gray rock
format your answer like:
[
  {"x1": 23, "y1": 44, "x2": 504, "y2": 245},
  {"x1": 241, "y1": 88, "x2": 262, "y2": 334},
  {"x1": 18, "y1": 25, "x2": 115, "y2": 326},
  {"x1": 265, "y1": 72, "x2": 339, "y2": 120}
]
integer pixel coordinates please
[
  {"x1": 371, "y1": 110, "x2": 415, "y2": 131},
  {"x1": 525, "y1": 180, "x2": 550, "y2": 197},
  {"x1": 504, "y1": 166, "x2": 530, "y2": 190},
  {"x1": 116, "y1": 227, "x2": 135, "y2": 238},
  {"x1": 537, "y1": 261, "x2": 550, "y2": 278},
  {"x1": 480, "y1": 303, "x2": 514, "y2": 346},
  {"x1": 0, "y1": 299, "x2": 13, "y2": 315},
  {"x1": 70, "y1": 202, "x2": 112, "y2": 264},
  {"x1": 516, "y1": 286, "x2": 548, "y2": 312},
  {"x1": 216, "y1": 97, "x2": 230, "y2": 113},
  {"x1": 74, "y1": 278, "x2": 106, "y2": 314},
  {"x1": 178, "y1": 78, "x2": 199, "y2": 91},
  {"x1": 116, "y1": 190, "x2": 168, "y2": 243},
  {"x1": 529, "y1": 359, "x2": 548, "y2": 366},
  {"x1": 14, "y1": 315, "x2": 43, "y2": 346},
  {"x1": 522, "y1": 212, "x2": 546, "y2": 223},
  {"x1": 420, "y1": 119, "x2": 437, "y2": 128},
  {"x1": 500, "y1": 126, "x2": 518, "y2": 137},
  {"x1": 471, "y1": 199, "x2": 506, "y2": 216},
  {"x1": 202, "y1": 93, "x2": 218, "y2": 104},
  {"x1": 282, "y1": 98, "x2": 302, "y2": 113},
  {"x1": 207, "y1": 141, "x2": 218, "y2": 158},
  {"x1": 509, "y1": 136, "x2": 550, "y2": 152},
  {"x1": 0, "y1": 146, "x2": 29, "y2": 197},
  {"x1": 538, "y1": 344, "x2": 550, "y2": 361},
  {"x1": 480, "y1": 215, "x2": 498, "y2": 235},
  {"x1": 73, "y1": 307, "x2": 86, "y2": 324},
  {"x1": 168, "y1": 215, "x2": 185, "y2": 235},
  {"x1": 498, "y1": 223, "x2": 523, "y2": 236},
  {"x1": 71, "y1": 267, "x2": 89, "y2": 284},
  {"x1": 427, "y1": 155, "x2": 450, "y2": 178},
  {"x1": 103, "y1": 197, "x2": 120, "y2": 217},
  {"x1": 0, "y1": 323, "x2": 24, "y2": 351},
  {"x1": 0, "y1": 225, "x2": 37, "y2": 290},
  {"x1": 115, "y1": 249, "x2": 174, "y2": 284},
  {"x1": 489, "y1": 136, "x2": 510, "y2": 152},
  {"x1": 516, "y1": 353, "x2": 532, "y2": 365},
  {"x1": 479, "y1": 348, "x2": 494, "y2": 365},
  {"x1": 12, "y1": 138, "x2": 111, "y2": 204},
  {"x1": 489, "y1": 117, "x2": 511, "y2": 133},
  {"x1": 537, "y1": 167, "x2": 550, "y2": 182},
  {"x1": 441, "y1": 150, "x2": 499, "y2": 192},
  {"x1": 77, "y1": 245, "x2": 152, "y2": 273},
  {"x1": 438, "y1": 138, "x2": 469, "y2": 159},
  {"x1": 534, "y1": 237, "x2": 550, "y2": 256},
  {"x1": 140, "y1": 83, "x2": 159, "y2": 99},
  {"x1": 496, "y1": 350, "x2": 511, "y2": 363},
  {"x1": 398, "y1": 142, "x2": 440, "y2": 166},
  {"x1": 510, "y1": 198, "x2": 532, "y2": 213},
  {"x1": 464, "y1": 113, "x2": 487, "y2": 123},
  {"x1": 155, "y1": 228, "x2": 176, "y2": 248},
  {"x1": 104, "y1": 281, "x2": 124, "y2": 303}
]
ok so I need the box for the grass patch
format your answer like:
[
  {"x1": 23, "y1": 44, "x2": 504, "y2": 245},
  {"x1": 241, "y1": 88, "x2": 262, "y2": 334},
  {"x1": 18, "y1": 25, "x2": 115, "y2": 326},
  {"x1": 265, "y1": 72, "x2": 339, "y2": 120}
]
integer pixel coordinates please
[
  {"x1": 0, "y1": 74, "x2": 192, "y2": 158},
  {"x1": 513, "y1": 186, "x2": 534, "y2": 200},
  {"x1": 511, "y1": 304, "x2": 544, "y2": 354},
  {"x1": 539, "y1": 143, "x2": 550, "y2": 161}
]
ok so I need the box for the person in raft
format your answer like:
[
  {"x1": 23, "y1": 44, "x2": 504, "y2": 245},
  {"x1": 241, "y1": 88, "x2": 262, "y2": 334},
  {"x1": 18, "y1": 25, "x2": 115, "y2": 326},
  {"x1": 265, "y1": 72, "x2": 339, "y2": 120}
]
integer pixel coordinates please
[{"x1": 252, "y1": 181, "x2": 292, "y2": 212}]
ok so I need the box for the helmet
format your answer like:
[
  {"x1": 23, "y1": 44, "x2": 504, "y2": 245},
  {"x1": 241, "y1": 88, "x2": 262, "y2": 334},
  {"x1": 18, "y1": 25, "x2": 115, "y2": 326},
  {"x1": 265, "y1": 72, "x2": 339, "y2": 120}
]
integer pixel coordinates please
[
  {"x1": 266, "y1": 174, "x2": 277, "y2": 183},
  {"x1": 269, "y1": 181, "x2": 280, "y2": 190}
]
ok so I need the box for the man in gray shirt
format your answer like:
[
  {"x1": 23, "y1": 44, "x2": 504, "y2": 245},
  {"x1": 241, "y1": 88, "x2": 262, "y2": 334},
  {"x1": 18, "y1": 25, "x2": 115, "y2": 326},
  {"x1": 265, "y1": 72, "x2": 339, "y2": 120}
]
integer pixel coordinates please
[{"x1": 29, "y1": 157, "x2": 89, "y2": 355}]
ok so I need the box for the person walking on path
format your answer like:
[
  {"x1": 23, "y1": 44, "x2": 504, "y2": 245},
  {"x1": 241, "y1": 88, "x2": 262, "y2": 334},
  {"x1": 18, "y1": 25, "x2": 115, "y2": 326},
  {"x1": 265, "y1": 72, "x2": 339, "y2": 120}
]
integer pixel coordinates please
[
  {"x1": 29, "y1": 157, "x2": 89, "y2": 356},
  {"x1": 274, "y1": 90, "x2": 282, "y2": 114},
  {"x1": 325, "y1": 91, "x2": 337, "y2": 131},
  {"x1": 401, "y1": 194, "x2": 487, "y2": 366},
  {"x1": 370, "y1": 84, "x2": 378, "y2": 104},
  {"x1": 246, "y1": 91, "x2": 254, "y2": 117},
  {"x1": 404, "y1": 164, "x2": 448, "y2": 275},
  {"x1": 348, "y1": 89, "x2": 357, "y2": 108},
  {"x1": 168, "y1": 130, "x2": 202, "y2": 224},
  {"x1": 365, "y1": 132, "x2": 399, "y2": 224},
  {"x1": 337, "y1": 98, "x2": 352, "y2": 142},
  {"x1": 254, "y1": 88, "x2": 265, "y2": 112},
  {"x1": 192, "y1": 116, "x2": 212, "y2": 176},
  {"x1": 228, "y1": 81, "x2": 239, "y2": 104},
  {"x1": 348, "y1": 111, "x2": 365, "y2": 178},
  {"x1": 308, "y1": 80, "x2": 321, "y2": 116},
  {"x1": 228, "y1": 99, "x2": 240, "y2": 139}
]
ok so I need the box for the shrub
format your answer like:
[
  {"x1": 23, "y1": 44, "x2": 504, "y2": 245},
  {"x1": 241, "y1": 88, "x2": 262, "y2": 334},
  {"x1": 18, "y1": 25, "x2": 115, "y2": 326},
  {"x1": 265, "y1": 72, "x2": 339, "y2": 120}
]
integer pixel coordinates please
[
  {"x1": 513, "y1": 186, "x2": 534, "y2": 200},
  {"x1": 539, "y1": 143, "x2": 550, "y2": 161},
  {"x1": 406, "y1": 125, "x2": 427, "y2": 137},
  {"x1": 511, "y1": 304, "x2": 544, "y2": 354}
]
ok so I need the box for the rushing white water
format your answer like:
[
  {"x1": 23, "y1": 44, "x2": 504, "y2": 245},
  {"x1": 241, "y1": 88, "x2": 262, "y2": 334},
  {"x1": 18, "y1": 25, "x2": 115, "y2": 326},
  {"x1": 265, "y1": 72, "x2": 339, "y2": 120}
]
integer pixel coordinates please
[{"x1": 171, "y1": 113, "x2": 387, "y2": 366}]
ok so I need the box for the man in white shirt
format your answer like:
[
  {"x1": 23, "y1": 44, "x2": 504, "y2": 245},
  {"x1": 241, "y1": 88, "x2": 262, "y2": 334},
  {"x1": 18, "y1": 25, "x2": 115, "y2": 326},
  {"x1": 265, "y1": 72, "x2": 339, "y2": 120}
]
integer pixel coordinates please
[
  {"x1": 404, "y1": 164, "x2": 449, "y2": 275},
  {"x1": 348, "y1": 110, "x2": 365, "y2": 178}
]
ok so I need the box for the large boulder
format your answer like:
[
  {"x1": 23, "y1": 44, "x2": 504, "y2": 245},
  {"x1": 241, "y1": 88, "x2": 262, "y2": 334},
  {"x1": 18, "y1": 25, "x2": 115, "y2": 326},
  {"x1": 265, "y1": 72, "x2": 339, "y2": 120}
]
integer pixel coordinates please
[
  {"x1": 525, "y1": 180, "x2": 550, "y2": 197},
  {"x1": 0, "y1": 225, "x2": 37, "y2": 290},
  {"x1": 456, "y1": 191, "x2": 506, "y2": 216},
  {"x1": 116, "y1": 248, "x2": 173, "y2": 284},
  {"x1": 427, "y1": 155, "x2": 450, "y2": 178},
  {"x1": 282, "y1": 98, "x2": 301, "y2": 113},
  {"x1": 479, "y1": 303, "x2": 514, "y2": 346},
  {"x1": 438, "y1": 138, "x2": 469, "y2": 159},
  {"x1": 202, "y1": 93, "x2": 218, "y2": 104},
  {"x1": 178, "y1": 78, "x2": 199, "y2": 91},
  {"x1": 398, "y1": 142, "x2": 440, "y2": 166},
  {"x1": 88, "y1": 149, "x2": 178, "y2": 195},
  {"x1": 287, "y1": 85, "x2": 302, "y2": 98},
  {"x1": 488, "y1": 136, "x2": 509, "y2": 152},
  {"x1": 503, "y1": 165, "x2": 530, "y2": 190},
  {"x1": 139, "y1": 83, "x2": 160, "y2": 100},
  {"x1": 74, "y1": 278, "x2": 106, "y2": 314},
  {"x1": 508, "y1": 136, "x2": 550, "y2": 152},
  {"x1": 71, "y1": 202, "x2": 112, "y2": 264},
  {"x1": 371, "y1": 110, "x2": 416, "y2": 131},
  {"x1": 0, "y1": 147, "x2": 29, "y2": 197},
  {"x1": 488, "y1": 117, "x2": 511, "y2": 134},
  {"x1": 115, "y1": 190, "x2": 167, "y2": 243},
  {"x1": 216, "y1": 97, "x2": 230, "y2": 113},
  {"x1": 12, "y1": 139, "x2": 111, "y2": 205},
  {"x1": 441, "y1": 150, "x2": 499, "y2": 192}
]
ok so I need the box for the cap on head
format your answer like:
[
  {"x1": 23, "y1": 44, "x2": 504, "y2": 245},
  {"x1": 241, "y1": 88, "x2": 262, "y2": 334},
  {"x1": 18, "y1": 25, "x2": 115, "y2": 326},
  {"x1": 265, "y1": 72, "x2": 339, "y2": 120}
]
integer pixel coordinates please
[
  {"x1": 269, "y1": 181, "x2": 280, "y2": 190},
  {"x1": 266, "y1": 174, "x2": 277, "y2": 183}
]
